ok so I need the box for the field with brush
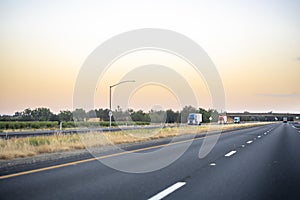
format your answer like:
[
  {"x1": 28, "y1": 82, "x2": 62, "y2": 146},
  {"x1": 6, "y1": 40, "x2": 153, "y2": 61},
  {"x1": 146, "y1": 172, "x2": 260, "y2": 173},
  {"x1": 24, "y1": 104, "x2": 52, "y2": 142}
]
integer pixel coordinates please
[
  {"x1": 0, "y1": 121, "x2": 150, "y2": 132},
  {"x1": 0, "y1": 122, "x2": 274, "y2": 160}
]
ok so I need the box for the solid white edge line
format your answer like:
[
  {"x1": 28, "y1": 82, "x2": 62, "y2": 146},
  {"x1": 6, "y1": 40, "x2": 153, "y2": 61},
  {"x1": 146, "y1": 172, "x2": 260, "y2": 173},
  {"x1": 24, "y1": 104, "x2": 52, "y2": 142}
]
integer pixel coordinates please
[
  {"x1": 148, "y1": 182, "x2": 186, "y2": 200},
  {"x1": 225, "y1": 150, "x2": 237, "y2": 157},
  {"x1": 246, "y1": 140, "x2": 253, "y2": 144}
]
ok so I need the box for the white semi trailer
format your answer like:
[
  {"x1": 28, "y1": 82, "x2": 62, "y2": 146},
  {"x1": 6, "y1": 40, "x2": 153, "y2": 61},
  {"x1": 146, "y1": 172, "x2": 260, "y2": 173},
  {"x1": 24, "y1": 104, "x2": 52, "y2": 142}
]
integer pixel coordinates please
[
  {"x1": 188, "y1": 113, "x2": 202, "y2": 125},
  {"x1": 218, "y1": 115, "x2": 227, "y2": 124}
]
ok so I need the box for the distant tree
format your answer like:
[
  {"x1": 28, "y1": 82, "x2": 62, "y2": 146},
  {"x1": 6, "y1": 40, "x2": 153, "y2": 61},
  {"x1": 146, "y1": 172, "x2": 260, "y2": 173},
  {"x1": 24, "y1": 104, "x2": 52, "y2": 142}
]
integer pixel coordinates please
[
  {"x1": 127, "y1": 108, "x2": 134, "y2": 114},
  {"x1": 0, "y1": 115, "x2": 13, "y2": 121},
  {"x1": 149, "y1": 110, "x2": 166, "y2": 123},
  {"x1": 13, "y1": 112, "x2": 22, "y2": 120},
  {"x1": 21, "y1": 108, "x2": 34, "y2": 121},
  {"x1": 207, "y1": 109, "x2": 219, "y2": 122},
  {"x1": 130, "y1": 110, "x2": 150, "y2": 122},
  {"x1": 180, "y1": 106, "x2": 198, "y2": 123},
  {"x1": 166, "y1": 109, "x2": 175, "y2": 123},
  {"x1": 113, "y1": 106, "x2": 131, "y2": 121},
  {"x1": 50, "y1": 113, "x2": 59, "y2": 121},
  {"x1": 95, "y1": 109, "x2": 110, "y2": 121},
  {"x1": 0, "y1": 106, "x2": 223, "y2": 123},
  {"x1": 87, "y1": 110, "x2": 97, "y2": 118},
  {"x1": 31, "y1": 108, "x2": 53, "y2": 121},
  {"x1": 58, "y1": 110, "x2": 73, "y2": 122},
  {"x1": 72, "y1": 108, "x2": 86, "y2": 121},
  {"x1": 163, "y1": 109, "x2": 181, "y2": 123},
  {"x1": 199, "y1": 108, "x2": 210, "y2": 123}
]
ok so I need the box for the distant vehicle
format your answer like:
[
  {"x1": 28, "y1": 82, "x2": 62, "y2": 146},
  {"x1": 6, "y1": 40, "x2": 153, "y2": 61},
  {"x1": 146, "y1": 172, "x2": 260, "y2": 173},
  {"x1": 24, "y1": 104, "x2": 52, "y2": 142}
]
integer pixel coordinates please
[
  {"x1": 218, "y1": 115, "x2": 227, "y2": 124},
  {"x1": 188, "y1": 113, "x2": 202, "y2": 125},
  {"x1": 283, "y1": 117, "x2": 288, "y2": 123},
  {"x1": 234, "y1": 117, "x2": 240, "y2": 123}
]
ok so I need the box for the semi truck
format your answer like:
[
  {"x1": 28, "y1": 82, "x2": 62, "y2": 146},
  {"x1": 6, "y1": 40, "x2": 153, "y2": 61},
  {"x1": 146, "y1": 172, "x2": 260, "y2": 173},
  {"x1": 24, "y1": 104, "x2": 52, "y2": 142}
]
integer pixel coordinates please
[
  {"x1": 283, "y1": 117, "x2": 288, "y2": 123},
  {"x1": 188, "y1": 113, "x2": 202, "y2": 125},
  {"x1": 234, "y1": 117, "x2": 240, "y2": 123},
  {"x1": 218, "y1": 115, "x2": 227, "y2": 124}
]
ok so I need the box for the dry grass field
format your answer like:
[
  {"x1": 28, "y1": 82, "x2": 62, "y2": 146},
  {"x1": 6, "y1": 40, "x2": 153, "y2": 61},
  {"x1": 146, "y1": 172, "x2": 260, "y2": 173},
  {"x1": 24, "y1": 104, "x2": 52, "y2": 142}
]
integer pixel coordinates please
[{"x1": 0, "y1": 122, "x2": 274, "y2": 160}]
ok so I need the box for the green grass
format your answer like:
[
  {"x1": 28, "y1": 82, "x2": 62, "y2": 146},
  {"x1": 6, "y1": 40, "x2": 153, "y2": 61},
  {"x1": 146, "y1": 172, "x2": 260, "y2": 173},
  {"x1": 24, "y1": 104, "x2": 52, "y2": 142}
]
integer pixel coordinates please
[
  {"x1": 0, "y1": 121, "x2": 58, "y2": 130},
  {"x1": 28, "y1": 137, "x2": 51, "y2": 146},
  {"x1": 0, "y1": 121, "x2": 150, "y2": 130}
]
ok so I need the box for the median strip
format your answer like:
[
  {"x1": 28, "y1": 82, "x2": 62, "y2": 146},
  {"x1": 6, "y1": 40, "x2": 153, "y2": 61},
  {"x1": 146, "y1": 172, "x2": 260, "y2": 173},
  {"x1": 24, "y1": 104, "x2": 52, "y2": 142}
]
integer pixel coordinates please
[{"x1": 148, "y1": 182, "x2": 186, "y2": 200}]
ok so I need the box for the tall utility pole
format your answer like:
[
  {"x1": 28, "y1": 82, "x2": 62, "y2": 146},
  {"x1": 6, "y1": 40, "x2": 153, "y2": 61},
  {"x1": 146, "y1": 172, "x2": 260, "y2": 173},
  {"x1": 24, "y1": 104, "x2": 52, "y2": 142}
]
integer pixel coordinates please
[{"x1": 109, "y1": 80, "x2": 135, "y2": 129}]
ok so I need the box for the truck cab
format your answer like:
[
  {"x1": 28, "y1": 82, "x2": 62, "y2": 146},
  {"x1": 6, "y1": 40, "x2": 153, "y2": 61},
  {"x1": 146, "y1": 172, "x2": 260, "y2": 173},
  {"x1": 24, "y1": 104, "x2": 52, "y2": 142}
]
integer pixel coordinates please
[
  {"x1": 283, "y1": 117, "x2": 287, "y2": 123},
  {"x1": 234, "y1": 117, "x2": 240, "y2": 123},
  {"x1": 218, "y1": 115, "x2": 227, "y2": 124},
  {"x1": 188, "y1": 113, "x2": 202, "y2": 125}
]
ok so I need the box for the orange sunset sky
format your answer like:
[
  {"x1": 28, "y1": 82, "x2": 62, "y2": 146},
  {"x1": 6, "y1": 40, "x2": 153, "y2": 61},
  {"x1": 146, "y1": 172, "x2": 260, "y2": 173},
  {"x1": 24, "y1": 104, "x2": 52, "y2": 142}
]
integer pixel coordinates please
[{"x1": 1, "y1": 0, "x2": 299, "y2": 114}]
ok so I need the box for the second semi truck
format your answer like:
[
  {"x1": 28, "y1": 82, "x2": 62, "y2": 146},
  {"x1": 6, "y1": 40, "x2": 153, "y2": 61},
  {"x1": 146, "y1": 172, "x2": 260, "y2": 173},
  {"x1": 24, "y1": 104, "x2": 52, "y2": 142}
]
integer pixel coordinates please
[
  {"x1": 234, "y1": 117, "x2": 240, "y2": 123},
  {"x1": 218, "y1": 115, "x2": 227, "y2": 124},
  {"x1": 188, "y1": 113, "x2": 202, "y2": 125}
]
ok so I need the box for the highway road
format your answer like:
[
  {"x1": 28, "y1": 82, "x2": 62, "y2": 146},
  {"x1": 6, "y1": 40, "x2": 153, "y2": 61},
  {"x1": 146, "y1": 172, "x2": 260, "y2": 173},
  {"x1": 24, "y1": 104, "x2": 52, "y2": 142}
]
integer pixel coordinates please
[{"x1": 1, "y1": 122, "x2": 300, "y2": 200}]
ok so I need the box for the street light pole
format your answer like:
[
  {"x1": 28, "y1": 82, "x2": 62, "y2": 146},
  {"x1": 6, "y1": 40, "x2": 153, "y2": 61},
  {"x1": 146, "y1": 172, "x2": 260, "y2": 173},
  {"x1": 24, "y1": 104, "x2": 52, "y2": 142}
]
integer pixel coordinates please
[{"x1": 109, "y1": 80, "x2": 135, "y2": 129}]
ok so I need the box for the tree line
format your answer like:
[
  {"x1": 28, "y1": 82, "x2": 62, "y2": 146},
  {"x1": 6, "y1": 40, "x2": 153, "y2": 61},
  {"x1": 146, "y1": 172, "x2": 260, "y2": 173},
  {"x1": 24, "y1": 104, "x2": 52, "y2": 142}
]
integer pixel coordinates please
[{"x1": 0, "y1": 106, "x2": 220, "y2": 123}]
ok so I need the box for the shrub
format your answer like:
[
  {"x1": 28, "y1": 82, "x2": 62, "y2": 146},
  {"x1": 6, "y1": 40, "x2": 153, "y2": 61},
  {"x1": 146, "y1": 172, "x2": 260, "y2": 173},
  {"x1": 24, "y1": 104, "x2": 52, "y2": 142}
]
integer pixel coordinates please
[
  {"x1": 29, "y1": 137, "x2": 50, "y2": 146},
  {"x1": 0, "y1": 121, "x2": 58, "y2": 130}
]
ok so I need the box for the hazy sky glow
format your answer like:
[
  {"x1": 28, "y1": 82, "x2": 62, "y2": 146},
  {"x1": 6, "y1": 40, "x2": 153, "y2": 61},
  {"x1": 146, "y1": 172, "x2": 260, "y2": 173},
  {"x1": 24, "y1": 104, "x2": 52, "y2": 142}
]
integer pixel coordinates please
[{"x1": 0, "y1": 0, "x2": 299, "y2": 114}]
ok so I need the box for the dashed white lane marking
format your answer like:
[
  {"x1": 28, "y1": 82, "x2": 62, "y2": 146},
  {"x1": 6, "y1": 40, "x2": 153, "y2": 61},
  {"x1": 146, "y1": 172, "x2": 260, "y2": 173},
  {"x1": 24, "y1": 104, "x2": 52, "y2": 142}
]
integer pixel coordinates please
[
  {"x1": 225, "y1": 150, "x2": 237, "y2": 157},
  {"x1": 246, "y1": 140, "x2": 253, "y2": 144},
  {"x1": 257, "y1": 136, "x2": 261, "y2": 139},
  {"x1": 148, "y1": 182, "x2": 186, "y2": 200},
  {"x1": 210, "y1": 163, "x2": 216, "y2": 166}
]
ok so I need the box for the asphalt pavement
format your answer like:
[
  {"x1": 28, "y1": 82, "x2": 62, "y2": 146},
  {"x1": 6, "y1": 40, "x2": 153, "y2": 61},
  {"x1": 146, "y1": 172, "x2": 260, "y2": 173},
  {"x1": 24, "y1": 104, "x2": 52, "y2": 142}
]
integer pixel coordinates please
[{"x1": 1, "y1": 122, "x2": 300, "y2": 200}]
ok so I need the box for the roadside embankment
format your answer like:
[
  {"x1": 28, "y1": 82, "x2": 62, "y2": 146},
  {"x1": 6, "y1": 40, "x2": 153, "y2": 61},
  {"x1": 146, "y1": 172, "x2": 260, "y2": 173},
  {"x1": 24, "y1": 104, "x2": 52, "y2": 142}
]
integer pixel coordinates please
[{"x1": 0, "y1": 122, "x2": 274, "y2": 160}]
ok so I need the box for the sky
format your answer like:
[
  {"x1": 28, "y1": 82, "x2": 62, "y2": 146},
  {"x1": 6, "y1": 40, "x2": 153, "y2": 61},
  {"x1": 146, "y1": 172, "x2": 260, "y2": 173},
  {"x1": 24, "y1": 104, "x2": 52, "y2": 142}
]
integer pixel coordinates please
[{"x1": 0, "y1": 0, "x2": 299, "y2": 114}]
